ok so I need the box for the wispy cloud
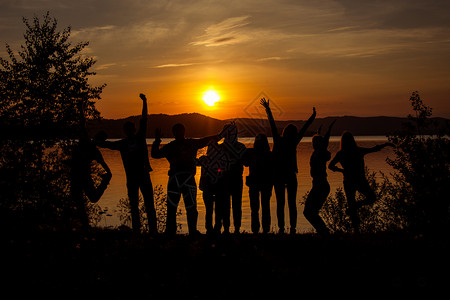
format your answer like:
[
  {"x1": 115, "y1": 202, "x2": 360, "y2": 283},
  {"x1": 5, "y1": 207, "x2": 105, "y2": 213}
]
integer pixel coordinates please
[
  {"x1": 257, "y1": 56, "x2": 284, "y2": 62},
  {"x1": 95, "y1": 63, "x2": 117, "y2": 71},
  {"x1": 71, "y1": 25, "x2": 116, "y2": 38},
  {"x1": 327, "y1": 26, "x2": 359, "y2": 32},
  {"x1": 191, "y1": 15, "x2": 251, "y2": 47},
  {"x1": 153, "y1": 63, "x2": 197, "y2": 68}
]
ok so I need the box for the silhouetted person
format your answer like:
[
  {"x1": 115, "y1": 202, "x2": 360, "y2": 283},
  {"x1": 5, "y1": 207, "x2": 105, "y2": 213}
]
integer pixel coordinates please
[
  {"x1": 71, "y1": 103, "x2": 112, "y2": 229},
  {"x1": 328, "y1": 131, "x2": 394, "y2": 233},
  {"x1": 261, "y1": 98, "x2": 316, "y2": 234},
  {"x1": 219, "y1": 123, "x2": 246, "y2": 234},
  {"x1": 151, "y1": 123, "x2": 224, "y2": 236},
  {"x1": 198, "y1": 142, "x2": 227, "y2": 235},
  {"x1": 303, "y1": 120, "x2": 336, "y2": 235},
  {"x1": 95, "y1": 94, "x2": 156, "y2": 233},
  {"x1": 243, "y1": 134, "x2": 274, "y2": 234}
]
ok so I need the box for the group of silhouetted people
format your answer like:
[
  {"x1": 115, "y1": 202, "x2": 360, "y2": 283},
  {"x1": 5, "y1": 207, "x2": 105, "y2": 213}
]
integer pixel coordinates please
[{"x1": 72, "y1": 93, "x2": 394, "y2": 235}]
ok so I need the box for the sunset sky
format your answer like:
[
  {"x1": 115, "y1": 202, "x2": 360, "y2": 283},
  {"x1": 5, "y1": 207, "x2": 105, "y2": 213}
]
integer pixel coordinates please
[{"x1": 1, "y1": 0, "x2": 449, "y2": 120}]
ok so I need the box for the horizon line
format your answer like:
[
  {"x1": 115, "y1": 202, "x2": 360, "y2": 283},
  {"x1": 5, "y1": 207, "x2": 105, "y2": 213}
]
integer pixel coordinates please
[{"x1": 98, "y1": 112, "x2": 448, "y2": 121}]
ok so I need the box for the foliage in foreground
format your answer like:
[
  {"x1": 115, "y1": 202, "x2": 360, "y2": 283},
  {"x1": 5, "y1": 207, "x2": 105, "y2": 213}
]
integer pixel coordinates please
[
  {"x1": 0, "y1": 13, "x2": 105, "y2": 230},
  {"x1": 317, "y1": 92, "x2": 449, "y2": 235},
  {"x1": 117, "y1": 185, "x2": 183, "y2": 233}
]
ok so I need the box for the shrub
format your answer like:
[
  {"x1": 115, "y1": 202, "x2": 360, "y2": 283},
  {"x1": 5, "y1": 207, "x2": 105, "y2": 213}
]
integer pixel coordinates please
[{"x1": 117, "y1": 185, "x2": 183, "y2": 233}]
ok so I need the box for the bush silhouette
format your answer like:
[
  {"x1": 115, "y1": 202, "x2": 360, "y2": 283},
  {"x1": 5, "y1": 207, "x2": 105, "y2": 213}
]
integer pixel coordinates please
[
  {"x1": 317, "y1": 92, "x2": 449, "y2": 235},
  {"x1": 117, "y1": 185, "x2": 183, "y2": 233}
]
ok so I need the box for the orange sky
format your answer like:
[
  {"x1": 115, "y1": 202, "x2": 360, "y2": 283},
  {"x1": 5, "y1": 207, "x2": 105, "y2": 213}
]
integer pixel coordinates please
[{"x1": 1, "y1": 1, "x2": 450, "y2": 120}]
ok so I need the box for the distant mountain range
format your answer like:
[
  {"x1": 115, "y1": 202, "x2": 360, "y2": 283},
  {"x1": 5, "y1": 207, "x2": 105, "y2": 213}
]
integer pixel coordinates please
[{"x1": 86, "y1": 113, "x2": 449, "y2": 138}]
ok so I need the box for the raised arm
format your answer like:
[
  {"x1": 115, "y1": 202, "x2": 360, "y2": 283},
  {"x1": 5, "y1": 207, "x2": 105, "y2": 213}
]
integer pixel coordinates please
[
  {"x1": 138, "y1": 93, "x2": 148, "y2": 136},
  {"x1": 196, "y1": 135, "x2": 220, "y2": 149},
  {"x1": 140, "y1": 93, "x2": 148, "y2": 119},
  {"x1": 94, "y1": 139, "x2": 121, "y2": 151},
  {"x1": 195, "y1": 123, "x2": 234, "y2": 149},
  {"x1": 297, "y1": 107, "x2": 316, "y2": 144},
  {"x1": 151, "y1": 128, "x2": 165, "y2": 159},
  {"x1": 360, "y1": 142, "x2": 395, "y2": 155},
  {"x1": 323, "y1": 120, "x2": 336, "y2": 148},
  {"x1": 260, "y1": 98, "x2": 280, "y2": 141},
  {"x1": 92, "y1": 127, "x2": 121, "y2": 151}
]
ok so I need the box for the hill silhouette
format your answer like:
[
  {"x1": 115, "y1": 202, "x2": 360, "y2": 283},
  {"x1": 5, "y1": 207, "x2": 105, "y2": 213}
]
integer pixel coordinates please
[{"x1": 86, "y1": 113, "x2": 449, "y2": 138}]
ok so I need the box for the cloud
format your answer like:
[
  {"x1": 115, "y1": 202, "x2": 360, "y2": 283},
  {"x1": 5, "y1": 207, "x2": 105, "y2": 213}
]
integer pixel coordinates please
[
  {"x1": 71, "y1": 25, "x2": 116, "y2": 38},
  {"x1": 327, "y1": 26, "x2": 360, "y2": 32},
  {"x1": 191, "y1": 15, "x2": 251, "y2": 47},
  {"x1": 205, "y1": 15, "x2": 251, "y2": 34},
  {"x1": 153, "y1": 63, "x2": 197, "y2": 68},
  {"x1": 95, "y1": 63, "x2": 117, "y2": 71},
  {"x1": 257, "y1": 56, "x2": 284, "y2": 62}
]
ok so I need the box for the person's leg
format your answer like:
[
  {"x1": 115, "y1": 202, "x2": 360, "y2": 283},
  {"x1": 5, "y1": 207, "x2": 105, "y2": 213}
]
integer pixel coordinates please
[
  {"x1": 127, "y1": 179, "x2": 141, "y2": 233},
  {"x1": 304, "y1": 181, "x2": 330, "y2": 235},
  {"x1": 231, "y1": 178, "x2": 243, "y2": 233},
  {"x1": 214, "y1": 193, "x2": 225, "y2": 233},
  {"x1": 274, "y1": 183, "x2": 286, "y2": 233},
  {"x1": 221, "y1": 192, "x2": 231, "y2": 233},
  {"x1": 356, "y1": 179, "x2": 377, "y2": 208},
  {"x1": 261, "y1": 184, "x2": 273, "y2": 233},
  {"x1": 166, "y1": 176, "x2": 182, "y2": 235},
  {"x1": 71, "y1": 177, "x2": 90, "y2": 230},
  {"x1": 344, "y1": 180, "x2": 360, "y2": 233},
  {"x1": 140, "y1": 172, "x2": 157, "y2": 234},
  {"x1": 180, "y1": 174, "x2": 199, "y2": 235},
  {"x1": 85, "y1": 172, "x2": 112, "y2": 204},
  {"x1": 249, "y1": 186, "x2": 260, "y2": 234},
  {"x1": 286, "y1": 174, "x2": 298, "y2": 234},
  {"x1": 203, "y1": 191, "x2": 214, "y2": 233}
]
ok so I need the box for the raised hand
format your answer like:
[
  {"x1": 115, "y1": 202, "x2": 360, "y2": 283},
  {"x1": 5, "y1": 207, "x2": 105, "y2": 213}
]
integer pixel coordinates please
[
  {"x1": 219, "y1": 123, "x2": 232, "y2": 139},
  {"x1": 260, "y1": 98, "x2": 270, "y2": 109},
  {"x1": 155, "y1": 128, "x2": 162, "y2": 143},
  {"x1": 139, "y1": 93, "x2": 147, "y2": 101}
]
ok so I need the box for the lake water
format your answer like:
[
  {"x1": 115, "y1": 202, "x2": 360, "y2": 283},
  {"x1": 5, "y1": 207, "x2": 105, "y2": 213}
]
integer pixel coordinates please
[{"x1": 97, "y1": 136, "x2": 395, "y2": 233}]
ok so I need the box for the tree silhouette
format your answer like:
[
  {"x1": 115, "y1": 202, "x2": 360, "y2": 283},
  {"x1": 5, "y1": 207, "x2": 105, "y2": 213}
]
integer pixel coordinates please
[
  {"x1": 387, "y1": 91, "x2": 449, "y2": 234},
  {"x1": 0, "y1": 12, "x2": 104, "y2": 134},
  {"x1": 0, "y1": 12, "x2": 105, "y2": 230}
]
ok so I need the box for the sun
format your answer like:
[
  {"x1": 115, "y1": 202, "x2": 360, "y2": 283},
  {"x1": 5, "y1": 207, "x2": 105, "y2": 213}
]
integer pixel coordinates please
[{"x1": 202, "y1": 89, "x2": 220, "y2": 107}]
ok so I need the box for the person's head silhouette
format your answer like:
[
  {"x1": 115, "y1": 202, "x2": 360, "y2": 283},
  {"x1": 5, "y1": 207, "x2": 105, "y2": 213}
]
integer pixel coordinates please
[
  {"x1": 282, "y1": 124, "x2": 297, "y2": 142},
  {"x1": 254, "y1": 133, "x2": 270, "y2": 153},
  {"x1": 312, "y1": 134, "x2": 324, "y2": 150},
  {"x1": 172, "y1": 123, "x2": 185, "y2": 140},
  {"x1": 340, "y1": 131, "x2": 357, "y2": 151},
  {"x1": 94, "y1": 130, "x2": 108, "y2": 142},
  {"x1": 222, "y1": 124, "x2": 238, "y2": 143},
  {"x1": 123, "y1": 121, "x2": 136, "y2": 138}
]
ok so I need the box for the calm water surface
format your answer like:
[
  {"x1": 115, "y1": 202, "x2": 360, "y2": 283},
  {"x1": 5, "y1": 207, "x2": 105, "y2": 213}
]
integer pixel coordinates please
[{"x1": 97, "y1": 136, "x2": 395, "y2": 233}]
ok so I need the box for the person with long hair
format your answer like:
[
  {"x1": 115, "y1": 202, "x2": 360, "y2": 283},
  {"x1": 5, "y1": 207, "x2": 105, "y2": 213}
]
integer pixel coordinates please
[
  {"x1": 71, "y1": 102, "x2": 112, "y2": 230},
  {"x1": 303, "y1": 120, "x2": 336, "y2": 235},
  {"x1": 243, "y1": 134, "x2": 274, "y2": 234},
  {"x1": 260, "y1": 98, "x2": 316, "y2": 234},
  {"x1": 328, "y1": 131, "x2": 394, "y2": 233}
]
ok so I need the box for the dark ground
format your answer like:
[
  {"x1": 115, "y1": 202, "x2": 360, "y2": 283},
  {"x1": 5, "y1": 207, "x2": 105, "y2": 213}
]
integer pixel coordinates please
[{"x1": 2, "y1": 230, "x2": 448, "y2": 299}]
